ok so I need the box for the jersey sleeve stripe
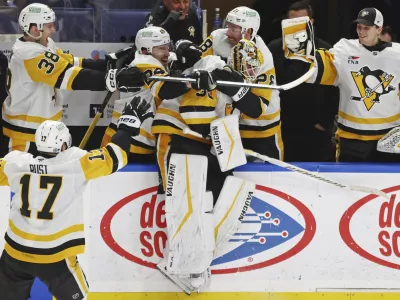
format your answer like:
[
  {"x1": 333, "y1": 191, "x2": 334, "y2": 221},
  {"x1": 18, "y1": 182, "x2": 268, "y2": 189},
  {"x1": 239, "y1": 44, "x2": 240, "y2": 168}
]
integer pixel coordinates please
[
  {"x1": 106, "y1": 143, "x2": 127, "y2": 171},
  {"x1": 66, "y1": 67, "x2": 82, "y2": 90},
  {"x1": 0, "y1": 159, "x2": 9, "y2": 186},
  {"x1": 315, "y1": 51, "x2": 325, "y2": 84},
  {"x1": 55, "y1": 63, "x2": 73, "y2": 89}
]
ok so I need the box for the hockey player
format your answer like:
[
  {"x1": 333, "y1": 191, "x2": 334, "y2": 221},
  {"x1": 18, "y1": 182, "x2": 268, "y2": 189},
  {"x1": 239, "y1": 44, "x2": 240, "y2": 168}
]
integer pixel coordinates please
[
  {"x1": 101, "y1": 26, "x2": 174, "y2": 163},
  {"x1": 199, "y1": 6, "x2": 283, "y2": 159},
  {"x1": 2, "y1": 3, "x2": 144, "y2": 156},
  {"x1": 152, "y1": 46, "x2": 257, "y2": 293},
  {"x1": 283, "y1": 8, "x2": 400, "y2": 162},
  {"x1": 0, "y1": 96, "x2": 152, "y2": 300}
]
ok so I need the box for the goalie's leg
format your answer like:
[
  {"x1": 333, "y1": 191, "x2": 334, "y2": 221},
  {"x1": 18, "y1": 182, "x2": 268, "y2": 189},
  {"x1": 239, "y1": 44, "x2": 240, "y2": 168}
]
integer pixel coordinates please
[
  {"x1": 213, "y1": 176, "x2": 256, "y2": 258},
  {"x1": 158, "y1": 153, "x2": 215, "y2": 293}
]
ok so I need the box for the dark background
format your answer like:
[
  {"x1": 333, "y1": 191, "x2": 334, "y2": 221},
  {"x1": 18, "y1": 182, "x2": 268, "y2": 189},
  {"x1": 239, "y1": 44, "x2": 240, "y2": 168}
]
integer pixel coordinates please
[{"x1": 201, "y1": 0, "x2": 399, "y2": 45}]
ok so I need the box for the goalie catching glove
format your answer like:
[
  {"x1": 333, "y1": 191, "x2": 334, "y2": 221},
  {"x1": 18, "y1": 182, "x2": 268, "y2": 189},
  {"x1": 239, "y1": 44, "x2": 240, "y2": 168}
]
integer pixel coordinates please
[
  {"x1": 105, "y1": 66, "x2": 145, "y2": 93},
  {"x1": 282, "y1": 16, "x2": 315, "y2": 63},
  {"x1": 211, "y1": 67, "x2": 250, "y2": 101},
  {"x1": 117, "y1": 96, "x2": 153, "y2": 136}
]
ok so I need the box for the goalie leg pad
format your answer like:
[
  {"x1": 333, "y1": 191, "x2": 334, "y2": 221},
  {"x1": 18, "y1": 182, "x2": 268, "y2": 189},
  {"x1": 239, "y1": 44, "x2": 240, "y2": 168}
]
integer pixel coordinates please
[
  {"x1": 212, "y1": 176, "x2": 255, "y2": 257},
  {"x1": 210, "y1": 115, "x2": 247, "y2": 172},
  {"x1": 165, "y1": 154, "x2": 215, "y2": 275}
]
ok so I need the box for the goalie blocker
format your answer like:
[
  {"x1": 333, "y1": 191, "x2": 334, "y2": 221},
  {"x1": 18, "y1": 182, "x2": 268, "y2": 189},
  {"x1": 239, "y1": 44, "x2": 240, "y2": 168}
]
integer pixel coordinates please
[{"x1": 159, "y1": 153, "x2": 255, "y2": 293}]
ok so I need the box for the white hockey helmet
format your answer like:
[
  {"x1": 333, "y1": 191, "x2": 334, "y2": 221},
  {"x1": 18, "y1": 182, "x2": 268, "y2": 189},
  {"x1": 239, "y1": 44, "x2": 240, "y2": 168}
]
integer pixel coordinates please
[
  {"x1": 225, "y1": 7, "x2": 260, "y2": 40},
  {"x1": 19, "y1": 3, "x2": 56, "y2": 39},
  {"x1": 135, "y1": 26, "x2": 171, "y2": 54},
  {"x1": 35, "y1": 120, "x2": 72, "y2": 154}
]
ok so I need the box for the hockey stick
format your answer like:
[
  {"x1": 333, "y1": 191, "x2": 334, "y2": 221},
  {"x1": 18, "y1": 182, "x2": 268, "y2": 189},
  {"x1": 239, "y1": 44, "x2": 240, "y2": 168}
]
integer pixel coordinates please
[
  {"x1": 181, "y1": 127, "x2": 388, "y2": 199},
  {"x1": 244, "y1": 149, "x2": 389, "y2": 199},
  {"x1": 149, "y1": 66, "x2": 315, "y2": 91},
  {"x1": 79, "y1": 91, "x2": 113, "y2": 149}
]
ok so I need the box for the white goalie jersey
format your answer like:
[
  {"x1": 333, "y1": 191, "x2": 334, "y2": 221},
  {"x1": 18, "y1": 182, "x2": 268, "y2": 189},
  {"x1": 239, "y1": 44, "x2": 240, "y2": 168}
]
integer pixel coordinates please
[
  {"x1": 0, "y1": 144, "x2": 127, "y2": 264},
  {"x1": 308, "y1": 39, "x2": 400, "y2": 140}
]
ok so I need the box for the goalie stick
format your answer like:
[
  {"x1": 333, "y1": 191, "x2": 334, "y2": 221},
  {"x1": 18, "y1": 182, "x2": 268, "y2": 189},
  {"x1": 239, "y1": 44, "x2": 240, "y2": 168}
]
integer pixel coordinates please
[
  {"x1": 181, "y1": 127, "x2": 389, "y2": 199},
  {"x1": 149, "y1": 66, "x2": 315, "y2": 91}
]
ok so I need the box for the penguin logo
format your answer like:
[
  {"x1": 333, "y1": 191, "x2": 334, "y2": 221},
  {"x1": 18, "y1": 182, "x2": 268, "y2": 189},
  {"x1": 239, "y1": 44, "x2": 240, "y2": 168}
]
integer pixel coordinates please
[{"x1": 350, "y1": 66, "x2": 395, "y2": 111}]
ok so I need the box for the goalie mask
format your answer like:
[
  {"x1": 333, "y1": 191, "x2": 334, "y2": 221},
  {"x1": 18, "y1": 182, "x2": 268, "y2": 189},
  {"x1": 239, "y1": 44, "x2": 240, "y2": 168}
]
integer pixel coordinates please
[
  {"x1": 35, "y1": 120, "x2": 72, "y2": 154},
  {"x1": 230, "y1": 39, "x2": 264, "y2": 82}
]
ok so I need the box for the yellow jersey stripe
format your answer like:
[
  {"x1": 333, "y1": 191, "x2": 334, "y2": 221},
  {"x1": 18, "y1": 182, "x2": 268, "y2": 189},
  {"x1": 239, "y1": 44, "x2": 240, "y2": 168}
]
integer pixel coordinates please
[
  {"x1": 9, "y1": 220, "x2": 84, "y2": 242},
  {"x1": 4, "y1": 110, "x2": 62, "y2": 124},
  {"x1": 338, "y1": 110, "x2": 400, "y2": 125}
]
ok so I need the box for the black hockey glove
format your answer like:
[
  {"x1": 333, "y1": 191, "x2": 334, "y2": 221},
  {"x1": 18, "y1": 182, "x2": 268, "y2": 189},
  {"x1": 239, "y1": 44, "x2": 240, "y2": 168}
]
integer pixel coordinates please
[
  {"x1": 105, "y1": 45, "x2": 134, "y2": 70},
  {"x1": 105, "y1": 66, "x2": 145, "y2": 93},
  {"x1": 190, "y1": 69, "x2": 216, "y2": 91},
  {"x1": 117, "y1": 96, "x2": 153, "y2": 136},
  {"x1": 175, "y1": 39, "x2": 202, "y2": 70},
  {"x1": 212, "y1": 67, "x2": 250, "y2": 102},
  {"x1": 161, "y1": 10, "x2": 182, "y2": 27}
]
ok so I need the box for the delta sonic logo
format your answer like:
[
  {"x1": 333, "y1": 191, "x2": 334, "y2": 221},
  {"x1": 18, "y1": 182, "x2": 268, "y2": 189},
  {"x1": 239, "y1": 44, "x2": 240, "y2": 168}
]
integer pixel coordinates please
[
  {"x1": 100, "y1": 185, "x2": 316, "y2": 273},
  {"x1": 340, "y1": 186, "x2": 400, "y2": 270}
]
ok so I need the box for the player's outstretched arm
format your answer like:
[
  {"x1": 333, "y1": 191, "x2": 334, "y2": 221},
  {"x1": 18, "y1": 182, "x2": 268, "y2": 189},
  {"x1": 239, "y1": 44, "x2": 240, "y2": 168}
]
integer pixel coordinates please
[{"x1": 80, "y1": 97, "x2": 153, "y2": 180}]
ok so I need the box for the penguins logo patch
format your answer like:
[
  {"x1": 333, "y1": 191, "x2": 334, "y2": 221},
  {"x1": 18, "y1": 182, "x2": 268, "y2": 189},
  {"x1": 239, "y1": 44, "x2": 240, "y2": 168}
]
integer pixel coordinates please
[{"x1": 350, "y1": 66, "x2": 395, "y2": 111}]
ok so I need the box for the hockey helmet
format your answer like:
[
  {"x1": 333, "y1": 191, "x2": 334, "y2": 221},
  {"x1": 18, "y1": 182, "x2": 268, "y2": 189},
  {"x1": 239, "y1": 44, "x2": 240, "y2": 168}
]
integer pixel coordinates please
[
  {"x1": 19, "y1": 3, "x2": 56, "y2": 39},
  {"x1": 225, "y1": 7, "x2": 260, "y2": 40},
  {"x1": 135, "y1": 26, "x2": 171, "y2": 54},
  {"x1": 35, "y1": 120, "x2": 72, "y2": 154},
  {"x1": 230, "y1": 39, "x2": 264, "y2": 82}
]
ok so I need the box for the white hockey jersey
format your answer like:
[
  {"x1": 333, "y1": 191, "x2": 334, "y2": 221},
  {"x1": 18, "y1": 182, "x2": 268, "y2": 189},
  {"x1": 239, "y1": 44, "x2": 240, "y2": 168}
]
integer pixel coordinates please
[
  {"x1": 309, "y1": 39, "x2": 400, "y2": 141},
  {"x1": 200, "y1": 30, "x2": 281, "y2": 138},
  {"x1": 3, "y1": 37, "x2": 82, "y2": 142},
  {"x1": 102, "y1": 52, "x2": 166, "y2": 155},
  {"x1": 0, "y1": 143, "x2": 127, "y2": 264}
]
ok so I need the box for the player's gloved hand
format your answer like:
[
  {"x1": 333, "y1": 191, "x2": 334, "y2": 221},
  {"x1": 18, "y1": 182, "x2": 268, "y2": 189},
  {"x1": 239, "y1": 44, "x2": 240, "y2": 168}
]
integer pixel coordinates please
[
  {"x1": 117, "y1": 96, "x2": 153, "y2": 136},
  {"x1": 190, "y1": 69, "x2": 216, "y2": 91},
  {"x1": 282, "y1": 16, "x2": 314, "y2": 63},
  {"x1": 212, "y1": 67, "x2": 250, "y2": 101},
  {"x1": 106, "y1": 45, "x2": 134, "y2": 70},
  {"x1": 175, "y1": 39, "x2": 202, "y2": 70},
  {"x1": 105, "y1": 66, "x2": 144, "y2": 93},
  {"x1": 161, "y1": 10, "x2": 182, "y2": 27}
]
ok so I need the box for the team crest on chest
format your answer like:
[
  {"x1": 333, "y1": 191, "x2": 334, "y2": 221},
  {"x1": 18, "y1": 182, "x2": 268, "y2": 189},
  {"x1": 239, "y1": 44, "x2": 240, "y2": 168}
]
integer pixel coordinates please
[{"x1": 350, "y1": 66, "x2": 395, "y2": 111}]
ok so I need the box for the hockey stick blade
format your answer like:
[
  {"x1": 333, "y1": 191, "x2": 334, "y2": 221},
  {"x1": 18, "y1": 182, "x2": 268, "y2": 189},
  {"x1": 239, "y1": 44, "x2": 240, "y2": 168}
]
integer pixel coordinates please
[
  {"x1": 149, "y1": 67, "x2": 315, "y2": 91},
  {"x1": 244, "y1": 149, "x2": 389, "y2": 199}
]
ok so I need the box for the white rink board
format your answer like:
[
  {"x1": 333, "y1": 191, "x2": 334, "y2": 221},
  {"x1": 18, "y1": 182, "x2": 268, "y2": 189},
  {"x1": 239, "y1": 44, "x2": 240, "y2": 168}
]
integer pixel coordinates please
[
  {"x1": 0, "y1": 42, "x2": 130, "y2": 126},
  {"x1": 1, "y1": 163, "x2": 400, "y2": 293}
]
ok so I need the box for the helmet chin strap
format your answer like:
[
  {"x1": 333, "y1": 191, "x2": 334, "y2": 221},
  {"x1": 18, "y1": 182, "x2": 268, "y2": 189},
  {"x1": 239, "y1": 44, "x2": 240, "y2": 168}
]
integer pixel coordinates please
[{"x1": 25, "y1": 30, "x2": 42, "y2": 41}]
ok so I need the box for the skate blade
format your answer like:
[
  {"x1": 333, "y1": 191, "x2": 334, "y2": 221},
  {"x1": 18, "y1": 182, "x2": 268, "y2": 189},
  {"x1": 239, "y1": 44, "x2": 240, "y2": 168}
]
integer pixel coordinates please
[{"x1": 157, "y1": 265, "x2": 194, "y2": 295}]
